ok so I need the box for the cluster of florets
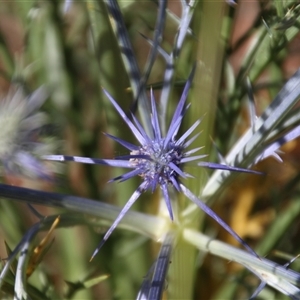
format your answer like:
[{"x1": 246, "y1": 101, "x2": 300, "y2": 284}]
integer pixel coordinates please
[{"x1": 130, "y1": 141, "x2": 184, "y2": 189}]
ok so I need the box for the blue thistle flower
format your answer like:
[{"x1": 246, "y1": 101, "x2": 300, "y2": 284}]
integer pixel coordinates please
[
  {"x1": 44, "y1": 68, "x2": 260, "y2": 260},
  {"x1": 0, "y1": 86, "x2": 54, "y2": 179}
]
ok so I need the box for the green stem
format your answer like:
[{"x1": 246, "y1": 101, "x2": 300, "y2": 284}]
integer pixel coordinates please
[{"x1": 168, "y1": 2, "x2": 228, "y2": 299}]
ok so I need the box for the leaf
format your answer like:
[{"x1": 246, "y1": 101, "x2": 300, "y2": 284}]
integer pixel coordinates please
[{"x1": 26, "y1": 216, "x2": 60, "y2": 277}]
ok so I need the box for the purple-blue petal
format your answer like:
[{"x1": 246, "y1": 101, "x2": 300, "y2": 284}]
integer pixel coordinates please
[
  {"x1": 43, "y1": 155, "x2": 135, "y2": 168},
  {"x1": 150, "y1": 88, "x2": 162, "y2": 141},
  {"x1": 115, "y1": 154, "x2": 151, "y2": 160},
  {"x1": 170, "y1": 176, "x2": 181, "y2": 191},
  {"x1": 198, "y1": 161, "x2": 263, "y2": 175},
  {"x1": 109, "y1": 168, "x2": 144, "y2": 182},
  {"x1": 131, "y1": 113, "x2": 152, "y2": 144},
  {"x1": 176, "y1": 119, "x2": 201, "y2": 146},
  {"x1": 183, "y1": 133, "x2": 201, "y2": 148},
  {"x1": 180, "y1": 183, "x2": 259, "y2": 258},
  {"x1": 90, "y1": 181, "x2": 148, "y2": 260},
  {"x1": 161, "y1": 183, "x2": 174, "y2": 220},
  {"x1": 168, "y1": 65, "x2": 196, "y2": 131},
  {"x1": 102, "y1": 88, "x2": 146, "y2": 145},
  {"x1": 104, "y1": 133, "x2": 139, "y2": 151},
  {"x1": 163, "y1": 116, "x2": 183, "y2": 149},
  {"x1": 180, "y1": 155, "x2": 207, "y2": 163},
  {"x1": 184, "y1": 147, "x2": 204, "y2": 156},
  {"x1": 169, "y1": 162, "x2": 191, "y2": 178}
]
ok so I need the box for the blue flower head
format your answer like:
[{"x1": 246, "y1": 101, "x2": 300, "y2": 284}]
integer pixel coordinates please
[
  {"x1": 44, "y1": 68, "x2": 260, "y2": 260},
  {"x1": 0, "y1": 86, "x2": 54, "y2": 179}
]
